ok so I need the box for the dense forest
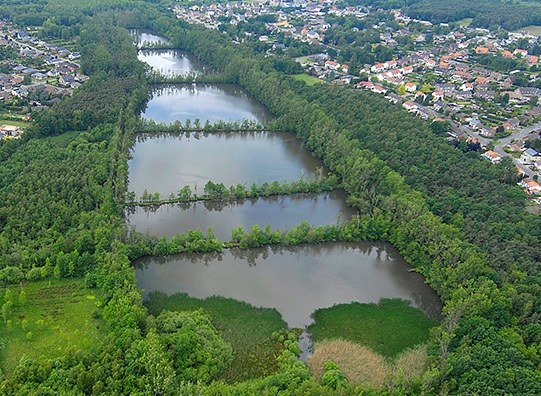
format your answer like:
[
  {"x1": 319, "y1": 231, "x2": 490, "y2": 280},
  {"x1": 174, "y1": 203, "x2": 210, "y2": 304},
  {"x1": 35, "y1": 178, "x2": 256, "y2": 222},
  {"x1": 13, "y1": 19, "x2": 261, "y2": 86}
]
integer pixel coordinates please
[
  {"x1": 0, "y1": 0, "x2": 541, "y2": 394},
  {"x1": 337, "y1": 0, "x2": 541, "y2": 31}
]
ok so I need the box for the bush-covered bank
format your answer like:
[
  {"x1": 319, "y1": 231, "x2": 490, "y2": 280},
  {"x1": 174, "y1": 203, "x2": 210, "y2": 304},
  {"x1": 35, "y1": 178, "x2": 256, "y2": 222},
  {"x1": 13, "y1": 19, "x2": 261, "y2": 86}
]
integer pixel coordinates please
[
  {"x1": 138, "y1": 118, "x2": 268, "y2": 133},
  {"x1": 126, "y1": 176, "x2": 339, "y2": 206}
]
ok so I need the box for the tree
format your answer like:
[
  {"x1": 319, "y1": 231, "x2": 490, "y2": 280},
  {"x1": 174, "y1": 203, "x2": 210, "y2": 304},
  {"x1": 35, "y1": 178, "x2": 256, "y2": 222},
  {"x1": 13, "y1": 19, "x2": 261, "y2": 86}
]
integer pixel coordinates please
[
  {"x1": 2, "y1": 300, "x2": 12, "y2": 323},
  {"x1": 155, "y1": 310, "x2": 233, "y2": 383},
  {"x1": 18, "y1": 289, "x2": 27, "y2": 306},
  {"x1": 321, "y1": 360, "x2": 348, "y2": 389}
]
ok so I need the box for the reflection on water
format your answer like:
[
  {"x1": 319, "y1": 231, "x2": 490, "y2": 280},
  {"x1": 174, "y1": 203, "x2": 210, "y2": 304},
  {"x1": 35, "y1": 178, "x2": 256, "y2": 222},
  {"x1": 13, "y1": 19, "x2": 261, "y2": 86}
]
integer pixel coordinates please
[
  {"x1": 128, "y1": 131, "x2": 325, "y2": 197},
  {"x1": 126, "y1": 191, "x2": 355, "y2": 240},
  {"x1": 138, "y1": 49, "x2": 212, "y2": 77},
  {"x1": 135, "y1": 242, "x2": 442, "y2": 329},
  {"x1": 131, "y1": 29, "x2": 170, "y2": 48},
  {"x1": 142, "y1": 84, "x2": 272, "y2": 124}
]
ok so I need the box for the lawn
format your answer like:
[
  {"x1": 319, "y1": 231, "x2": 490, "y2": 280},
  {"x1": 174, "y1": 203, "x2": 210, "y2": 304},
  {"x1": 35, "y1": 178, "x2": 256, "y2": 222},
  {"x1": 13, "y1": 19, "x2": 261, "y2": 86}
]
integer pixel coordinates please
[
  {"x1": 293, "y1": 73, "x2": 323, "y2": 86},
  {"x1": 0, "y1": 119, "x2": 31, "y2": 128},
  {"x1": 515, "y1": 25, "x2": 541, "y2": 36},
  {"x1": 145, "y1": 292, "x2": 288, "y2": 383},
  {"x1": 0, "y1": 279, "x2": 104, "y2": 372},
  {"x1": 308, "y1": 299, "x2": 438, "y2": 358},
  {"x1": 456, "y1": 18, "x2": 473, "y2": 27}
]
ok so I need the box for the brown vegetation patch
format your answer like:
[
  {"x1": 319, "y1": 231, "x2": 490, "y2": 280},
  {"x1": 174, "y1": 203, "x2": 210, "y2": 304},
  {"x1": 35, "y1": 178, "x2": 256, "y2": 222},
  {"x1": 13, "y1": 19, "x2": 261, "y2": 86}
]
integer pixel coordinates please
[{"x1": 308, "y1": 339, "x2": 428, "y2": 389}]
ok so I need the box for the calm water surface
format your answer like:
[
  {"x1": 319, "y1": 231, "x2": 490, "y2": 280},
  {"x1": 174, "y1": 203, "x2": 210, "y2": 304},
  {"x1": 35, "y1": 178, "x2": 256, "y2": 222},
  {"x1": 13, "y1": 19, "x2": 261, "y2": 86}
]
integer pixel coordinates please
[
  {"x1": 142, "y1": 84, "x2": 272, "y2": 124},
  {"x1": 138, "y1": 50, "x2": 211, "y2": 76},
  {"x1": 126, "y1": 191, "x2": 355, "y2": 240},
  {"x1": 131, "y1": 30, "x2": 170, "y2": 48},
  {"x1": 135, "y1": 242, "x2": 442, "y2": 328},
  {"x1": 128, "y1": 131, "x2": 325, "y2": 197}
]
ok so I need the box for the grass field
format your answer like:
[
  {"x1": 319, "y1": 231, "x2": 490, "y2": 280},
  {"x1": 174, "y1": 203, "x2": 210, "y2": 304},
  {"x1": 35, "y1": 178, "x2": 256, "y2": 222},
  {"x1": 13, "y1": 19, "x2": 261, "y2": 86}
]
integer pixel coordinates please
[
  {"x1": 145, "y1": 292, "x2": 288, "y2": 383},
  {"x1": 293, "y1": 73, "x2": 323, "y2": 86},
  {"x1": 456, "y1": 18, "x2": 473, "y2": 27},
  {"x1": 0, "y1": 119, "x2": 31, "y2": 128},
  {"x1": 308, "y1": 299, "x2": 437, "y2": 358},
  {"x1": 515, "y1": 25, "x2": 541, "y2": 36},
  {"x1": 0, "y1": 279, "x2": 104, "y2": 372}
]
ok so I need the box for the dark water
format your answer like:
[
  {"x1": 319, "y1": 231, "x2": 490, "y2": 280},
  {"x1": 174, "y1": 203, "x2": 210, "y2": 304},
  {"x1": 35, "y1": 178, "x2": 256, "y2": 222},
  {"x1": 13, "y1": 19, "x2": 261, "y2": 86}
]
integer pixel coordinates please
[
  {"x1": 141, "y1": 84, "x2": 272, "y2": 124},
  {"x1": 131, "y1": 29, "x2": 170, "y2": 48},
  {"x1": 128, "y1": 131, "x2": 325, "y2": 197},
  {"x1": 135, "y1": 242, "x2": 442, "y2": 329},
  {"x1": 138, "y1": 49, "x2": 211, "y2": 76},
  {"x1": 126, "y1": 191, "x2": 355, "y2": 240}
]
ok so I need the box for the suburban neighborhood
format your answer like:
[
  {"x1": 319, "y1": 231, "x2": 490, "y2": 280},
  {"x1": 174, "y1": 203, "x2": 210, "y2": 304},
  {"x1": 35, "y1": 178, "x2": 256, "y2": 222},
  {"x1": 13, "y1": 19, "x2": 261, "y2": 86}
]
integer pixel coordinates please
[
  {"x1": 0, "y1": 20, "x2": 86, "y2": 140},
  {"x1": 173, "y1": 0, "x2": 541, "y2": 200}
]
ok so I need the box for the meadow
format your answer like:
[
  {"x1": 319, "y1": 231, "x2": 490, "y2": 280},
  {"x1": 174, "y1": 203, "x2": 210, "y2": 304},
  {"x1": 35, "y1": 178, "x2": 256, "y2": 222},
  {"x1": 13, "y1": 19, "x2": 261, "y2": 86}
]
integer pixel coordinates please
[
  {"x1": 308, "y1": 299, "x2": 438, "y2": 358},
  {"x1": 0, "y1": 279, "x2": 104, "y2": 372}
]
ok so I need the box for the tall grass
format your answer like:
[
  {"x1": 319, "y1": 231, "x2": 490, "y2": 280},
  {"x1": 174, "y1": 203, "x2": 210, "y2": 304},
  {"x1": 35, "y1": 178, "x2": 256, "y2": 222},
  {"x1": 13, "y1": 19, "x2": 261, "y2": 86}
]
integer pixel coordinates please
[{"x1": 308, "y1": 339, "x2": 428, "y2": 389}]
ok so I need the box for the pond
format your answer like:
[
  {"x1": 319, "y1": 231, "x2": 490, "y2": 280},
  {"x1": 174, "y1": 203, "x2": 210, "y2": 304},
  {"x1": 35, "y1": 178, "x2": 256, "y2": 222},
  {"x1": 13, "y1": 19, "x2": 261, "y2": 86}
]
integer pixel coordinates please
[
  {"x1": 131, "y1": 29, "x2": 170, "y2": 48},
  {"x1": 128, "y1": 131, "x2": 326, "y2": 197},
  {"x1": 138, "y1": 49, "x2": 211, "y2": 77},
  {"x1": 126, "y1": 191, "x2": 355, "y2": 240},
  {"x1": 135, "y1": 242, "x2": 442, "y2": 329},
  {"x1": 141, "y1": 84, "x2": 272, "y2": 124}
]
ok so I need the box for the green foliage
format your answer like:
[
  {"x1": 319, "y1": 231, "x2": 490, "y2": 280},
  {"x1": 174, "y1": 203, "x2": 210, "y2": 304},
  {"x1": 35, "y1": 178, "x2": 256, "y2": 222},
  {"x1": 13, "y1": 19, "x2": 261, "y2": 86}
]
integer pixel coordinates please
[
  {"x1": 0, "y1": 279, "x2": 104, "y2": 372},
  {"x1": 155, "y1": 310, "x2": 233, "y2": 383},
  {"x1": 321, "y1": 360, "x2": 349, "y2": 390},
  {"x1": 309, "y1": 299, "x2": 437, "y2": 358},
  {"x1": 145, "y1": 292, "x2": 287, "y2": 383},
  {"x1": 130, "y1": 173, "x2": 339, "y2": 205}
]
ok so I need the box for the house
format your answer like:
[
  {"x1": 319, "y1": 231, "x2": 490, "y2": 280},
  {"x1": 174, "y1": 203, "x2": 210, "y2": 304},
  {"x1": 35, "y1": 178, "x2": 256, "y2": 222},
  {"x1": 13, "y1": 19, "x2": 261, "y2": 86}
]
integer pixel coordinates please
[
  {"x1": 386, "y1": 93, "x2": 401, "y2": 104},
  {"x1": 372, "y1": 84, "x2": 387, "y2": 94},
  {"x1": 0, "y1": 124, "x2": 23, "y2": 139},
  {"x1": 479, "y1": 125, "x2": 496, "y2": 137},
  {"x1": 507, "y1": 143, "x2": 523, "y2": 152},
  {"x1": 483, "y1": 150, "x2": 502, "y2": 164},
  {"x1": 415, "y1": 91, "x2": 427, "y2": 101},
  {"x1": 519, "y1": 178, "x2": 541, "y2": 195},
  {"x1": 405, "y1": 82, "x2": 417, "y2": 92},
  {"x1": 384, "y1": 60, "x2": 398, "y2": 69},
  {"x1": 475, "y1": 76, "x2": 489, "y2": 84},
  {"x1": 469, "y1": 118, "x2": 482, "y2": 129},
  {"x1": 521, "y1": 147, "x2": 541, "y2": 163},
  {"x1": 425, "y1": 59, "x2": 436, "y2": 68},
  {"x1": 513, "y1": 48, "x2": 528, "y2": 57},
  {"x1": 325, "y1": 60, "x2": 341, "y2": 70},
  {"x1": 433, "y1": 90, "x2": 444, "y2": 101},
  {"x1": 416, "y1": 106, "x2": 438, "y2": 119},
  {"x1": 502, "y1": 117, "x2": 520, "y2": 130},
  {"x1": 402, "y1": 66, "x2": 413, "y2": 74},
  {"x1": 371, "y1": 62, "x2": 385, "y2": 73},
  {"x1": 460, "y1": 83, "x2": 474, "y2": 91},
  {"x1": 516, "y1": 87, "x2": 541, "y2": 99},
  {"x1": 357, "y1": 81, "x2": 375, "y2": 91},
  {"x1": 502, "y1": 50, "x2": 515, "y2": 59},
  {"x1": 475, "y1": 46, "x2": 489, "y2": 54},
  {"x1": 403, "y1": 101, "x2": 418, "y2": 111},
  {"x1": 524, "y1": 54, "x2": 538, "y2": 64},
  {"x1": 31, "y1": 72, "x2": 46, "y2": 81}
]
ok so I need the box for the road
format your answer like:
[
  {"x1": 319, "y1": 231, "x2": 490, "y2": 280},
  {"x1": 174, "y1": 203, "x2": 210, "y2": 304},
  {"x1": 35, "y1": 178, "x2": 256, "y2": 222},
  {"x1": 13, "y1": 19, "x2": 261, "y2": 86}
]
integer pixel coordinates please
[
  {"x1": 493, "y1": 121, "x2": 541, "y2": 178},
  {"x1": 11, "y1": 37, "x2": 79, "y2": 67}
]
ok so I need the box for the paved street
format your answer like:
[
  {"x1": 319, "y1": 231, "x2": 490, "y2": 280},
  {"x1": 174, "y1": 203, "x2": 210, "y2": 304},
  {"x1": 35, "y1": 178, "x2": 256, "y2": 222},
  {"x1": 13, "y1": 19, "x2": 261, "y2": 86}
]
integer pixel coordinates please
[{"x1": 493, "y1": 121, "x2": 541, "y2": 178}]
